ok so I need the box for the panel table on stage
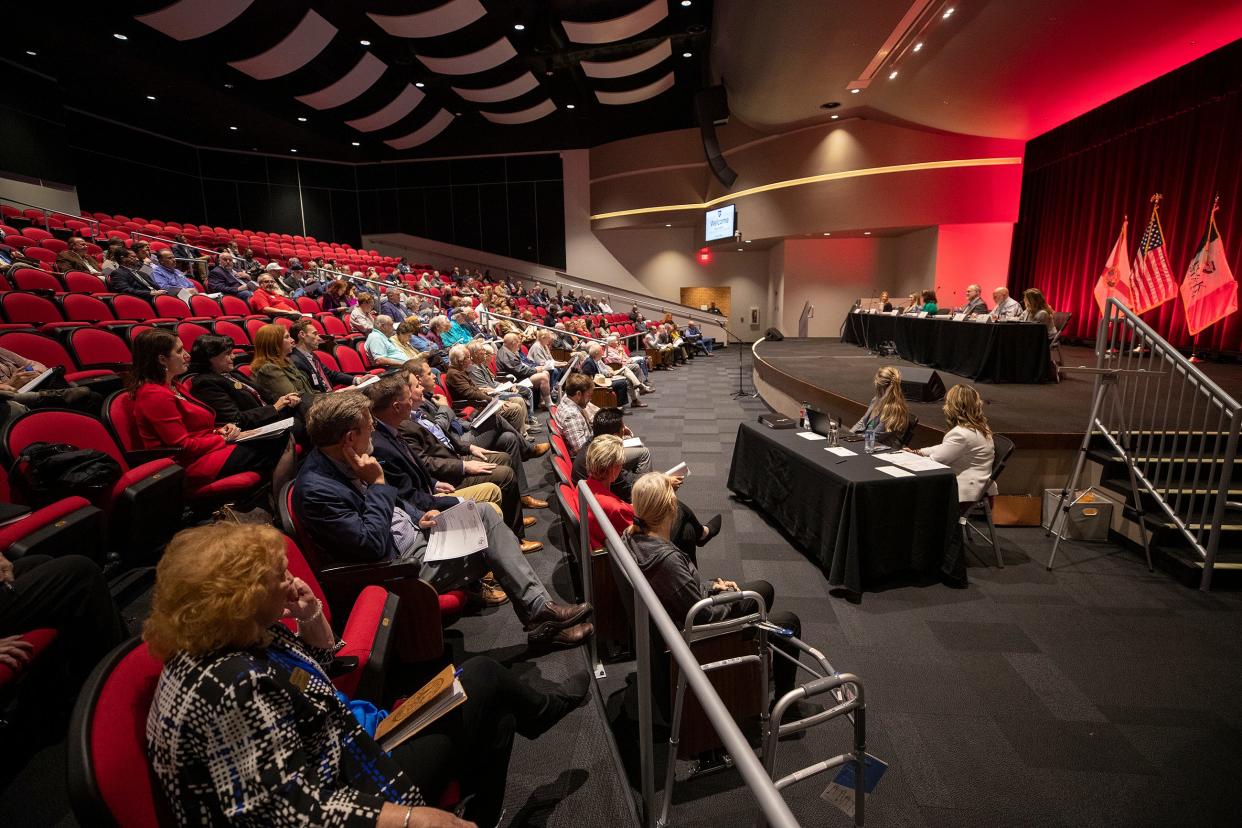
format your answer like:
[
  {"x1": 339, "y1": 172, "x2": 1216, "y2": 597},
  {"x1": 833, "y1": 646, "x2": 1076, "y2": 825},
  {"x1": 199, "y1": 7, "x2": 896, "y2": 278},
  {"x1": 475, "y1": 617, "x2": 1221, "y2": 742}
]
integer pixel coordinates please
[
  {"x1": 727, "y1": 422, "x2": 957, "y2": 594},
  {"x1": 840, "y1": 310, "x2": 1053, "y2": 383}
]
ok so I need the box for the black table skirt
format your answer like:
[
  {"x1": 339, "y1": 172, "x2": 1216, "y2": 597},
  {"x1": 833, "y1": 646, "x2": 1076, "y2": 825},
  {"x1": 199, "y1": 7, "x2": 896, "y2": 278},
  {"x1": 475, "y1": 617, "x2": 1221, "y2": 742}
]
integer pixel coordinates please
[
  {"x1": 840, "y1": 312, "x2": 1052, "y2": 383},
  {"x1": 727, "y1": 422, "x2": 958, "y2": 593}
]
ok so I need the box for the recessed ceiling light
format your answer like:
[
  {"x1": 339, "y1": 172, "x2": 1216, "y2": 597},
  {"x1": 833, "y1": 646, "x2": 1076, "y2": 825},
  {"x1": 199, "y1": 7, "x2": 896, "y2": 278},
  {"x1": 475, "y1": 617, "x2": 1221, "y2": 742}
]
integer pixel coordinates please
[
  {"x1": 224, "y1": 83, "x2": 234, "y2": 89},
  {"x1": 745, "y1": 239, "x2": 752, "y2": 243},
  {"x1": 665, "y1": 224, "x2": 671, "y2": 227},
  {"x1": 415, "y1": 82, "x2": 425, "y2": 88},
  {"x1": 850, "y1": 88, "x2": 861, "y2": 94},
  {"x1": 25, "y1": 50, "x2": 36, "y2": 56},
  {"x1": 737, "y1": 248, "x2": 743, "y2": 252},
  {"x1": 889, "y1": 71, "x2": 898, "y2": 80},
  {"x1": 682, "y1": 52, "x2": 692, "y2": 58},
  {"x1": 290, "y1": 149, "x2": 298, "y2": 153},
  {"x1": 454, "y1": 112, "x2": 461, "y2": 116},
  {"x1": 681, "y1": 0, "x2": 692, "y2": 6},
  {"x1": 830, "y1": 114, "x2": 839, "y2": 120},
  {"x1": 565, "y1": 103, "x2": 575, "y2": 109},
  {"x1": 297, "y1": 117, "x2": 308, "y2": 122},
  {"x1": 229, "y1": 126, "x2": 238, "y2": 131},
  {"x1": 942, "y1": 7, "x2": 955, "y2": 18},
  {"x1": 823, "y1": 232, "x2": 831, "y2": 236},
  {"x1": 146, "y1": 95, "x2": 156, "y2": 101},
  {"x1": 513, "y1": 24, "x2": 525, "y2": 31},
  {"x1": 359, "y1": 40, "x2": 371, "y2": 46},
  {"x1": 913, "y1": 42, "x2": 924, "y2": 52},
  {"x1": 864, "y1": 231, "x2": 871, "y2": 235},
  {"x1": 351, "y1": 142, "x2": 360, "y2": 146},
  {"x1": 113, "y1": 33, "x2": 128, "y2": 41}
]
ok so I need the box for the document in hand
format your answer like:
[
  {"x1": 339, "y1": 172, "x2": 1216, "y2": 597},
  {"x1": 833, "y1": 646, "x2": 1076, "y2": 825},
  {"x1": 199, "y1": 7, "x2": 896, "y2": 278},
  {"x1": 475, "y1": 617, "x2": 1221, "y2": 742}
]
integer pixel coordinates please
[
  {"x1": 18, "y1": 367, "x2": 58, "y2": 392},
  {"x1": 176, "y1": 287, "x2": 196, "y2": 303},
  {"x1": 335, "y1": 374, "x2": 381, "y2": 392},
  {"x1": 423, "y1": 499, "x2": 489, "y2": 562},
  {"x1": 468, "y1": 396, "x2": 506, "y2": 430},
  {"x1": 665, "y1": 461, "x2": 688, "y2": 478},
  {"x1": 235, "y1": 417, "x2": 295, "y2": 442},
  {"x1": 374, "y1": 663, "x2": 468, "y2": 751},
  {"x1": 622, "y1": 436, "x2": 643, "y2": 448}
]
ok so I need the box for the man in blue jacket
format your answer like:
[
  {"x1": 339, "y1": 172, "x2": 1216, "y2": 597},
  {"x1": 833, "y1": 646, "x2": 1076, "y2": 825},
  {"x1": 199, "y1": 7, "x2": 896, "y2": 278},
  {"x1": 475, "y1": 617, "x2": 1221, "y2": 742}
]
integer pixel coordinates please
[{"x1": 294, "y1": 391, "x2": 591, "y2": 649}]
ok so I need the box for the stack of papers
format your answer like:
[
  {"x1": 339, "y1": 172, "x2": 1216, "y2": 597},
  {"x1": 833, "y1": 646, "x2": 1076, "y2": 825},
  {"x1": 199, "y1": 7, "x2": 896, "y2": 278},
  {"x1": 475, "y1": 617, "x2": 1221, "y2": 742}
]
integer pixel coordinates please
[
  {"x1": 424, "y1": 500, "x2": 489, "y2": 562},
  {"x1": 796, "y1": 431, "x2": 827, "y2": 441},
  {"x1": 825, "y1": 446, "x2": 855, "y2": 457},
  {"x1": 879, "y1": 452, "x2": 948, "y2": 472},
  {"x1": 235, "y1": 417, "x2": 294, "y2": 442}
]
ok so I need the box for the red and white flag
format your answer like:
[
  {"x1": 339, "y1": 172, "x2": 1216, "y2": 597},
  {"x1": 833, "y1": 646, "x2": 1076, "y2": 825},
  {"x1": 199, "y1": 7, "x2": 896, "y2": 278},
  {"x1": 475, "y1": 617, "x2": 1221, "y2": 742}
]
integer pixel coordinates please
[
  {"x1": 1129, "y1": 195, "x2": 1179, "y2": 315},
  {"x1": 1093, "y1": 218, "x2": 1132, "y2": 315},
  {"x1": 1180, "y1": 199, "x2": 1236, "y2": 336}
]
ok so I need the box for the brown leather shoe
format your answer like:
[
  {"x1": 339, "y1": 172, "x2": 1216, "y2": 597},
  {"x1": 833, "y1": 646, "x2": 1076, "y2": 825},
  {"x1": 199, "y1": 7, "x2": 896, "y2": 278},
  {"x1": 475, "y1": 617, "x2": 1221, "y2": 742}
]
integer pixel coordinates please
[
  {"x1": 522, "y1": 495, "x2": 549, "y2": 509},
  {"x1": 520, "y1": 539, "x2": 544, "y2": 554},
  {"x1": 527, "y1": 621, "x2": 594, "y2": 650},
  {"x1": 467, "y1": 577, "x2": 509, "y2": 607},
  {"x1": 630, "y1": 399, "x2": 649, "y2": 408},
  {"x1": 526, "y1": 601, "x2": 593, "y2": 629},
  {"x1": 522, "y1": 515, "x2": 538, "y2": 528},
  {"x1": 527, "y1": 442, "x2": 551, "y2": 458}
]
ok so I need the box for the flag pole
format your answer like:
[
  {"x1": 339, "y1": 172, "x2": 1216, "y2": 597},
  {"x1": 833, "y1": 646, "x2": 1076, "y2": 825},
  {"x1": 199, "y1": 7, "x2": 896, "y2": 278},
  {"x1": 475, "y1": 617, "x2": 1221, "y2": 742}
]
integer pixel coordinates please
[{"x1": 1189, "y1": 195, "x2": 1224, "y2": 363}]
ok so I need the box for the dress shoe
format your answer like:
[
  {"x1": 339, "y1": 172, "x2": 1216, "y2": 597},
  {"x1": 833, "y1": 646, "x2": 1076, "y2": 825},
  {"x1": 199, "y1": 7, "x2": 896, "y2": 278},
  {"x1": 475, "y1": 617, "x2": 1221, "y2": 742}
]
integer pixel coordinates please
[
  {"x1": 467, "y1": 576, "x2": 509, "y2": 607},
  {"x1": 526, "y1": 600, "x2": 593, "y2": 630},
  {"x1": 527, "y1": 621, "x2": 594, "y2": 650},
  {"x1": 641, "y1": 384, "x2": 655, "y2": 394},
  {"x1": 522, "y1": 494, "x2": 549, "y2": 508},
  {"x1": 520, "y1": 539, "x2": 544, "y2": 554},
  {"x1": 697, "y1": 514, "x2": 723, "y2": 546},
  {"x1": 523, "y1": 515, "x2": 538, "y2": 528},
  {"x1": 526, "y1": 443, "x2": 551, "y2": 459},
  {"x1": 519, "y1": 671, "x2": 591, "y2": 739},
  {"x1": 630, "y1": 399, "x2": 649, "y2": 408}
]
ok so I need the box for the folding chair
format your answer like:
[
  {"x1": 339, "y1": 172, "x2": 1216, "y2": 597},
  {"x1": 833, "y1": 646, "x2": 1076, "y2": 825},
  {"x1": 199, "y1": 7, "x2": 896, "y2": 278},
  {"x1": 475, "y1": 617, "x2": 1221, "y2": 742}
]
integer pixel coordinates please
[{"x1": 961, "y1": 433, "x2": 1015, "y2": 568}]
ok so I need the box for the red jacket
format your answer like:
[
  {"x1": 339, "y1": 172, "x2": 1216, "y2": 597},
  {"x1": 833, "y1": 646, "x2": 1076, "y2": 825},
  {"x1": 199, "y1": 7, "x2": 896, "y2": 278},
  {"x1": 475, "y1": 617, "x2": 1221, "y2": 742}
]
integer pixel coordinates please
[
  {"x1": 586, "y1": 477, "x2": 633, "y2": 549},
  {"x1": 250, "y1": 289, "x2": 298, "y2": 314},
  {"x1": 133, "y1": 383, "x2": 235, "y2": 492}
]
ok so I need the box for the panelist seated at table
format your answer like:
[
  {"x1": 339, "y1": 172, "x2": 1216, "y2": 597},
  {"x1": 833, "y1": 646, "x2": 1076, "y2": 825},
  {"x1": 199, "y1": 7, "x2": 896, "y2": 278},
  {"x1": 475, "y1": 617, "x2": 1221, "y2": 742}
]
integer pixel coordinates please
[
  {"x1": 920, "y1": 290, "x2": 939, "y2": 315},
  {"x1": 960, "y1": 284, "x2": 989, "y2": 316},
  {"x1": 903, "y1": 292, "x2": 922, "y2": 314},
  {"x1": 851, "y1": 366, "x2": 911, "y2": 448},
  {"x1": 1020, "y1": 288, "x2": 1057, "y2": 339},
  {"x1": 878, "y1": 291, "x2": 893, "y2": 313},
  {"x1": 906, "y1": 384, "x2": 996, "y2": 587},
  {"x1": 989, "y1": 287, "x2": 1024, "y2": 320}
]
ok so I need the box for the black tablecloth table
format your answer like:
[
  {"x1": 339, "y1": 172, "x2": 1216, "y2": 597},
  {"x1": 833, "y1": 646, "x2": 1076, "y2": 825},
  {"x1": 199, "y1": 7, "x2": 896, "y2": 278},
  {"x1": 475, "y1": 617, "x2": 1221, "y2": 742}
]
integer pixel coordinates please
[
  {"x1": 840, "y1": 311, "x2": 1053, "y2": 383},
  {"x1": 727, "y1": 422, "x2": 958, "y2": 593}
]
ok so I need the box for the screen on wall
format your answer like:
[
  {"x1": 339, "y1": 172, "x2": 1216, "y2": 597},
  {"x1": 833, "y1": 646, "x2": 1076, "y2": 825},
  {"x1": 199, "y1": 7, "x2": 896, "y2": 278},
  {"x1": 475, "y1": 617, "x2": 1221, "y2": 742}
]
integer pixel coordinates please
[{"x1": 705, "y1": 204, "x2": 737, "y2": 242}]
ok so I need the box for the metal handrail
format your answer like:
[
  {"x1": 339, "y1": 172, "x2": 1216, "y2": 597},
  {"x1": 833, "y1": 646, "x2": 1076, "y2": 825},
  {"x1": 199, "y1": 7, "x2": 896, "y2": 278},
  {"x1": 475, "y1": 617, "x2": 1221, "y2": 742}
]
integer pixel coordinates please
[
  {"x1": 1, "y1": 197, "x2": 100, "y2": 238},
  {"x1": 128, "y1": 232, "x2": 255, "y2": 268},
  {"x1": 1050, "y1": 297, "x2": 1240, "y2": 590},
  {"x1": 575, "y1": 481, "x2": 800, "y2": 828}
]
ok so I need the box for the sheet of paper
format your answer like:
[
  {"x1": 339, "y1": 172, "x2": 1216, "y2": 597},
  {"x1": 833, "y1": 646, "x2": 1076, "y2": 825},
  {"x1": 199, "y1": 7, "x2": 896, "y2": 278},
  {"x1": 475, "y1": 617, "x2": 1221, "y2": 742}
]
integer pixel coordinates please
[
  {"x1": 19, "y1": 367, "x2": 57, "y2": 392},
  {"x1": 952, "y1": 312, "x2": 966, "y2": 321},
  {"x1": 492, "y1": 381, "x2": 514, "y2": 393},
  {"x1": 917, "y1": 311, "x2": 929, "y2": 318},
  {"x1": 876, "y1": 465, "x2": 915, "y2": 478},
  {"x1": 665, "y1": 461, "x2": 688, "y2": 477},
  {"x1": 880, "y1": 452, "x2": 949, "y2": 472},
  {"x1": 423, "y1": 500, "x2": 489, "y2": 562},
  {"x1": 516, "y1": 377, "x2": 534, "y2": 389},
  {"x1": 235, "y1": 417, "x2": 294, "y2": 442},
  {"x1": 825, "y1": 446, "x2": 855, "y2": 457},
  {"x1": 622, "y1": 436, "x2": 644, "y2": 448},
  {"x1": 468, "y1": 396, "x2": 505, "y2": 430},
  {"x1": 335, "y1": 374, "x2": 380, "y2": 392},
  {"x1": 796, "y1": 431, "x2": 827, "y2": 441}
]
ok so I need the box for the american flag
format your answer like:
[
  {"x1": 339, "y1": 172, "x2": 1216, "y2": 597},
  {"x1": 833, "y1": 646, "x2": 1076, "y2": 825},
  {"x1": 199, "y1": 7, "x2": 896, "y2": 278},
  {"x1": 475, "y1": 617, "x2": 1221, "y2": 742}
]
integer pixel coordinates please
[{"x1": 1129, "y1": 196, "x2": 1178, "y2": 315}]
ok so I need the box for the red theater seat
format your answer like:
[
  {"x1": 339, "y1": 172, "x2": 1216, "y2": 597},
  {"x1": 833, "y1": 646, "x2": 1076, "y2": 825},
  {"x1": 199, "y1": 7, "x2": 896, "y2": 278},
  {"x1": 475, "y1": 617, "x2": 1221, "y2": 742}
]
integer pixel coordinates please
[{"x1": 0, "y1": 331, "x2": 117, "y2": 388}]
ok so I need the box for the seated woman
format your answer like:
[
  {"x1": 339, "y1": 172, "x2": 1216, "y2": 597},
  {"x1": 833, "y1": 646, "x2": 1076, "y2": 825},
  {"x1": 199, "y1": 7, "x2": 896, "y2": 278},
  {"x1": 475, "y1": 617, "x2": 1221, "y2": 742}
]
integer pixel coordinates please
[
  {"x1": 879, "y1": 290, "x2": 893, "y2": 313},
  {"x1": 130, "y1": 329, "x2": 285, "y2": 493},
  {"x1": 921, "y1": 289, "x2": 939, "y2": 314},
  {"x1": 1021, "y1": 287, "x2": 1057, "y2": 339},
  {"x1": 0, "y1": 345, "x2": 99, "y2": 418},
  {"x1": 350, "y1": 292, "x2": 377, "y2": 334},
  {"x1": 184, "y1": 334, "x2": 302, "y2": 429},
  {"x1": 321, "y1": 278, "x2": 349, "y2": 312},
  {"x1": 390, "y1": 318, "x2": 427, "y2": 361},
  {"x1": 907, "y1": 384, "x2": 997, "y2": 587},
  {"x1": 903, "y1": 292, "x2": 921, "y2": 314},
  {"x1": 250, "y1": 324, "x2": 316, "y2": 404},
  {"x1": 622, "y1": 473, "x2": 804, "y2": 700},
  {"x1": 145, "y1": 522, "x2": 588, "y2": 828},
  {"x1": 851, "y1": 365, "x2": 911, "y2": 447}
]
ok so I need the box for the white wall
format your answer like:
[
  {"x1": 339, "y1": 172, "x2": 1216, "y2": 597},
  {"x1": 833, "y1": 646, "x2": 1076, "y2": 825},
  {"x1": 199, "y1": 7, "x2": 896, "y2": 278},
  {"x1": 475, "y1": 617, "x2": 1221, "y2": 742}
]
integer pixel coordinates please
[
  {"x1": 560, "y1": 149, "x2": 649, "y2": 294},
  {"x1": 0, "y1": 173, "x2": 80, "y2": 218}
]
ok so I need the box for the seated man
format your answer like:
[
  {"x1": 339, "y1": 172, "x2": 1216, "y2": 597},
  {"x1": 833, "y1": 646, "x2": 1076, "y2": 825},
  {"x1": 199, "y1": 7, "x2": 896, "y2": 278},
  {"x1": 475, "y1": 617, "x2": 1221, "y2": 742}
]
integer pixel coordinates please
[
  {"x1": 583, "y1": 343, "x2": 648, "y2": 409},
  {"x1": 604, "y1": 334, "x2": 648, "y2": 382},
  {"x1": 554, "y1": 373, "x2": 651, "y2": 474},
  {"x1": 657, "y1": 324, "x2": 688, "y2": 364},
  {"x1": 107, "y1": 248, "x2": 166, "y2": 299},
  {"x1": 642, "y1": 327, "x2": 675, "y2": 370},
  {"x1": 496, "y1": 333, "x2": 553, "y2": 410},
  {"x1": 379, "y1": 287, "x2": 408, "y2": 323},
  {"x1": 206, "y1": 251, "x2": 254, "y2": 300},
  {"x1": 289, "y1": 319, "x2": 362, "y2": 392},
  {"x1": 365, "y1": 315, "x2": 409, "y2": 369},
  {"x1": 683, "y1": 321, "x2": 715, "y2": 355},
  {"x1": 53, "y1": 236, "x2": 102, "y2": 276},
  {"x1": 369, "y1": 374, "x2": 543, "y2": 554},
  {"x1": 150, "y1": 249, "x2": 197, "y2": 293},
  {"x1": 571, "y1": 407, "x2": 718, "y2": 560},
  {"x1": 250, "y1": 266, "x2": 301, "y2": 318},
  {"x1": 293, "y1": 392, "x2": 592, "y2": 648},
  {"x1": 961, "y1": 283, "x2": 989, "y2": 316},
  {"x1": 989, "y1": 286, "x2": 1023, "y2": 320},
  {"x1": 457, "y1": 342, "x2": 534, "y2": 433}
]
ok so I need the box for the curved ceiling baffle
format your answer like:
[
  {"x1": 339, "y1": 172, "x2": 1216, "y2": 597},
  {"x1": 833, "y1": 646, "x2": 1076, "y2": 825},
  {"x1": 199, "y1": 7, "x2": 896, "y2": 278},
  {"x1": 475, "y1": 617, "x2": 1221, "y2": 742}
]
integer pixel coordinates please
[
  {"x1": 595, "y1": 72, "x2": 676, "y2": 105},
  {"x1": 386, "y1": 110, "x2": 456, "y2": 150},
  {"x1": 134, "y1": 0, "x2": 255, "y2": 41},
  {"x1": 416, "y1": 37, "x2": 518, "y2": 76},
  {"x1": 226, "y1": 11, "x2": 338, "y2": 80},
  {"x1": 367, "y1": 0, "x2": 488, "y2": 39},
  {"x1": 480, "y1": 99, "x2": 558, "y2": 125},
  {"x1": 345, "y1": 84, "x2": 426, "y2": 132},
  {"x1": 561, "y1": 0, "x2": 669, "y2": 44},
  {"x1": 295, "y1": 52, "x2": 388, "y2": 110},
  {"x1": 452, "y1": 72, "x2": 541, "y2": 104},
  {"x1": 581, "y1": 39, "x2": 672, "y2": 79}
]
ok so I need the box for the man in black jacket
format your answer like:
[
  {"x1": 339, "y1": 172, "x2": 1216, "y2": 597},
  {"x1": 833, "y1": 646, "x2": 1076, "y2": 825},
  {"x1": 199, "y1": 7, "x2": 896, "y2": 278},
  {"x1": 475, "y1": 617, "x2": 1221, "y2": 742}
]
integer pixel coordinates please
[
  {"x1": 206, "y1": 251, "x2": 254, "y2": 300},
  {"x1": 290, "y1": 319, "x2": 361, "y2": 392},
  {"x1": 107, "y1": 249, "x2": 166, "y2": 299}
]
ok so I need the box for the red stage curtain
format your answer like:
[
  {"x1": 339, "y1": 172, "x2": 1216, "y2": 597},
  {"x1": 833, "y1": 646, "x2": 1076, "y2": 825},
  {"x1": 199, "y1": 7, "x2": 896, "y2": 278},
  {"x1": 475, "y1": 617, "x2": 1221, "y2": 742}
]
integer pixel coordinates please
[{"x1": 1009, "y1": 42, "x2": 1242, "y2": 352}]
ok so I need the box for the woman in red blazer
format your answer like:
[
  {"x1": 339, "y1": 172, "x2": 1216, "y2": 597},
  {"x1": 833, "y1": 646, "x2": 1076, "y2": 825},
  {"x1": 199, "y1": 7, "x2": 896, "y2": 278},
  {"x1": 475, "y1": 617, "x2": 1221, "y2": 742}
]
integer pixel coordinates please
[
  {"x1": 129, "y1": 329, "x2": 282, "y2": 493},
  {"x1": 584, "y1": 434, "x2": 634, "y2": 549}
]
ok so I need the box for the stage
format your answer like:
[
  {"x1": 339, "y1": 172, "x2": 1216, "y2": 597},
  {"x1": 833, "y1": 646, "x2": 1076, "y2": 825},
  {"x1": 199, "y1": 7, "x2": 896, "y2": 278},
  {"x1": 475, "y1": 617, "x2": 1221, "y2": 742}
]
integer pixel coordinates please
[{"x1": 751, "y1": 337, "x2": 1242, "y2": 496}]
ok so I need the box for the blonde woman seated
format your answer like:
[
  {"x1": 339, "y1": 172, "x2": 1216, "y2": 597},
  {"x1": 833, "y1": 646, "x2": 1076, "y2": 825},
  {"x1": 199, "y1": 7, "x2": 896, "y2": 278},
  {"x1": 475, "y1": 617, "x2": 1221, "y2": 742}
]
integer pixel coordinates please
[
  {"x1": 906, "y1": 384, "x2": 996, "y2": 587},
  {"x1": 622, "y1": 472, "x2": 804, "y2": 700},
  {"x1": 851, "y1": 365, "x2": 911, "y2": 447},
  {"x1": 145, "y1": 523, "x2": 589, "y2": 828},
  {"x1": 1020, "y1": 287, "x2": 1057, "y2": 339}
]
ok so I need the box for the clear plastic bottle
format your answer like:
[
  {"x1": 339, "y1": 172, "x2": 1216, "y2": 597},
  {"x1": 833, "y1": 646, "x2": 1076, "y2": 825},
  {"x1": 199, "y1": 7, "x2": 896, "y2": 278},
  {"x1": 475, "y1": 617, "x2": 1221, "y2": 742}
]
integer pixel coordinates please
[
  {"x1": 864, "y1": 427, "x2": 877, "y2": 454},
  {"x1": 799, "y1": 402, "x2": 809, "y2": 430}
]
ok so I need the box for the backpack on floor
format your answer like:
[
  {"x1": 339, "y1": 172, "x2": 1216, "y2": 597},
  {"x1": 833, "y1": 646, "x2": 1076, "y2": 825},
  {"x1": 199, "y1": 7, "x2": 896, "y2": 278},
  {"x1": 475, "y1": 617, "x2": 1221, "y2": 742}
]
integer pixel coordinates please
[{"x1": 8, "y1": 441, "x2": 122, "y2": 506}]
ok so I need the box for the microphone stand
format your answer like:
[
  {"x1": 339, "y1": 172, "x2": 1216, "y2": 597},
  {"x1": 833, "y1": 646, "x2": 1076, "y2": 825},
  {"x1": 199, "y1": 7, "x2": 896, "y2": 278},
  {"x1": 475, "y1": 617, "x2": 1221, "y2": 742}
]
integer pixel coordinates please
[{"x1": 713, "y1": 320, "x2": 756, "y2": 399}]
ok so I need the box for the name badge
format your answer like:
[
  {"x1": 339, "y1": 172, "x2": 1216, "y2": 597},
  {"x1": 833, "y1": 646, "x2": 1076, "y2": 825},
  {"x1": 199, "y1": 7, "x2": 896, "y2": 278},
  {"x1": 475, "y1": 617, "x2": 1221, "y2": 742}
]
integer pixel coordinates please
[{"x1": 289, "y1": 667, "x2": 311, "y2": 693}]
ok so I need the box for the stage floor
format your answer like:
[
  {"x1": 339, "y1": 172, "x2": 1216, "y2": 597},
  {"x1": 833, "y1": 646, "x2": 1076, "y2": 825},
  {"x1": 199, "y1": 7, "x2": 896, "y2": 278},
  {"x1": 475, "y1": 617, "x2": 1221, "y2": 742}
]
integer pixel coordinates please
[{"x1": 753, "y1": 338, "x2": 1242, "y2": 449}]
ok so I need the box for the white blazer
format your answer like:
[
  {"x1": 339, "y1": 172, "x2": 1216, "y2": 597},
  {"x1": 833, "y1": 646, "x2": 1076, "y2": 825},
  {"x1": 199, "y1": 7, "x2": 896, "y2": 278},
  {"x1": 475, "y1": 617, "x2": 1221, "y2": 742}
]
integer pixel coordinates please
[{"x1": 923, "y1": 426, "x2": 997, "y2": 503}]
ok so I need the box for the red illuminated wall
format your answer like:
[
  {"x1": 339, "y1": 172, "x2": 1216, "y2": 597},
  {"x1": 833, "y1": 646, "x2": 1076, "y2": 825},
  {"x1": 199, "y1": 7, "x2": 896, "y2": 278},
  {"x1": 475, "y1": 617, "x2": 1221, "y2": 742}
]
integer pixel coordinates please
[{"x1": 934, "y1": 223, "x2": 1015, "y2": 308}]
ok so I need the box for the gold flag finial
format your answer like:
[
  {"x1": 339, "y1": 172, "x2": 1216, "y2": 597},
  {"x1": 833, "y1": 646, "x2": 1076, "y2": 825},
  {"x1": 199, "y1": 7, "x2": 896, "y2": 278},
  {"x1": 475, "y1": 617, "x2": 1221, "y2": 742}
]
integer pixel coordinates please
[{"x1": 1150, "y1": 193, "x2": 1163, "y2": 206}]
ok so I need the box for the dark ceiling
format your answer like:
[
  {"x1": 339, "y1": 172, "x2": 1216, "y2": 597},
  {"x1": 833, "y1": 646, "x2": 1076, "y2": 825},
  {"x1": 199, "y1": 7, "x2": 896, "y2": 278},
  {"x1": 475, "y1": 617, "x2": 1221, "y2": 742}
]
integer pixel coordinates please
[{"x1": 9, "y1": 0, "x2": 713, "y2": 162}]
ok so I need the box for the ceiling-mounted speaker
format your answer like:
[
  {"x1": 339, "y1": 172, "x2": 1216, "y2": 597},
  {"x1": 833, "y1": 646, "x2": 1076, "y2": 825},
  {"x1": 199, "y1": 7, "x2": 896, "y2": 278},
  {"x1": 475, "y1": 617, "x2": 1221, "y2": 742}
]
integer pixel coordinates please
[{"x1": 695, "y1": 85, "x2": 737, "y2": 188}]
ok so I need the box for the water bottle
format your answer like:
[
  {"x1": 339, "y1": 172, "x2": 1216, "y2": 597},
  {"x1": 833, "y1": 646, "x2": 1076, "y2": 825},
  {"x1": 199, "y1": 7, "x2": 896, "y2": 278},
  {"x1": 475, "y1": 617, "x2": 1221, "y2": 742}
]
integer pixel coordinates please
[
  {"x1": 864, "y1": 427, "x2": 877, "y2": 454},
  {"x1": 799, "y1": 402, "x2": 809, "y2": 430},
  {"x1": 828, "y1": 419, "x2": 839, "y2": 447}
]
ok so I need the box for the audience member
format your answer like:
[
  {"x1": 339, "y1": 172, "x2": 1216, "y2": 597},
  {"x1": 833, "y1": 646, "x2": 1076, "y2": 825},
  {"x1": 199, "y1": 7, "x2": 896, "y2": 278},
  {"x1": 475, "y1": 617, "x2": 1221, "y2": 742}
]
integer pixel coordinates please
[
  {"x1": 107, "y1": 248, "x2": 166, "y2": 298},
  {"x1": 496, "y1": 333, "x2": 553, "y2": 410},
  {"x1": 145, "y1": 522, "x2": 589, "y2": 828},
  {"x1": 53, "y1": 236, "x2": 102, "y2": 276},
  {"x1": 206, "y1": 251, "x2": 254, "y2": 300},
  {"x1": 350, "y1": 293, "x2": 377, "y2": 333},
  {"x1": 292, "y1": 392, "x2": 592, "y2": 648},
  {"x1": 0, "y1": 345, "x2": 98, "y2": 413},
  {"x1": 184, "y1": 334, "x2": 301, "y2": 429},
  {"x1": 584, "y1": 342, "x2": 648, "y2": 408},
  {"x1": 289, "y1": 319, "x2": 362, "y2": 392},
  {"x1": 365, "y1": 315, "x2": 409, "y2": 368},
  {"x1": 150, "y1": 249, "x2": 197, "y2": 293},
  {"x1": 656, "y1": 324, "x2": 688, "y2": 364},
  {"x1": 642, "y1": 327, "x2": 675, "y2": 370},
  {"x1": 554, "y1": 374, "x2": 652, "y2": 473},
  {"x1": 250, "y1": 266, "x2": 301, "y2": 317},
  {"x1": 851, "y1": 366, "x2": 911, "y2": 447},
  {"x1": 321, "y1": 278, "x2": 349, "y2": 311},
  {"x1": 445, "y1": 345, "x2": 530, "y2": 437},
  {"x1": 250, "y1": 324, "x2": 315, "y2": 403},
  {"x1": 683, "y1": 321, "x2": 715, "y2": 356},
  {"x1": 380, "y1": 287, "x2": 408, "y2": 323}
]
